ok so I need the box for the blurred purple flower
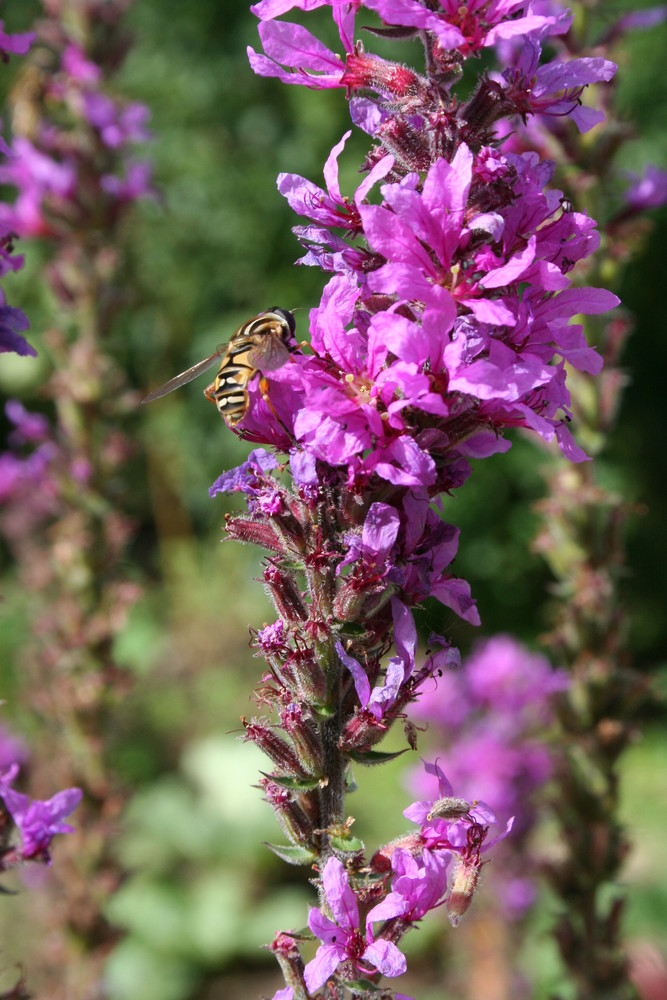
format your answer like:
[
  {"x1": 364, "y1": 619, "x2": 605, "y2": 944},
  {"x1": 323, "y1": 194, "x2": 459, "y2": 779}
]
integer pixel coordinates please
[
  {"x1": 0, "y1": 724, "x2": 28, "y2": 771},
  {"x1": 0, "y1": 766, "x2": 82, "y2": 863},
  {"x1": 624, "y1": 165, "x2": 667, "y2": 213}
]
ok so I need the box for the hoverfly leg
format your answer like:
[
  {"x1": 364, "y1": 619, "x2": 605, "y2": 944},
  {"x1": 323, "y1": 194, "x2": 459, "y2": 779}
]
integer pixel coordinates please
[
  {"x1": 259, "y1": 376, "x2": 294, "y2": 442},
  {"x1": 204, "y1": 382, "x2": 216, "y2": 403}
]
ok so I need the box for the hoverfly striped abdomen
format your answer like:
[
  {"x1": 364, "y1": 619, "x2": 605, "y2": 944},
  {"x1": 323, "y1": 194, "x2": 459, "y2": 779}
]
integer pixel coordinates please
[
  {"x1": 142, "y1": 308, "x2": 296, "y2": 432},
  {"x1": 205, "y1": 308, "x2": 295, "y2": 426}
]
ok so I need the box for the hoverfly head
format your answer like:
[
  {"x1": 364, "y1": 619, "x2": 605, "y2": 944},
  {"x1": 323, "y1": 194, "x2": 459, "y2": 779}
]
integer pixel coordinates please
[{"x1": 270, "y1": 307, "x2": 297, "y2": 341}]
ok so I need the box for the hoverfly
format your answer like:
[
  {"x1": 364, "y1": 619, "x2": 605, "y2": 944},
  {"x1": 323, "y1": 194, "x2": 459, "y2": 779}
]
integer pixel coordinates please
[{"x1": 142, "y1": 307, "x2": 296, "y2": 427}]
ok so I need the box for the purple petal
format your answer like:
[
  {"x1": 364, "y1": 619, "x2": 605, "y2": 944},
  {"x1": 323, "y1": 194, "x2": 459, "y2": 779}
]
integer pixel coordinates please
[
  {"x1": 322, "y1": 856, "x2": 359, "y2": 930},
  {"x1": 391, "y1": 598, "x2": 416, "y2": 672},
  {"x1": 362, "y1": 937, "x2": 407, "y2": 978},
  {"x1": 304, "y1": 942, "x2": 345, "y2": 993},
  {"x1": 337, "y1": 641, "x2": 371, "y2": 708},
  {"x1": 363, "y1": 502, "x2": 400, "y2": 559}
]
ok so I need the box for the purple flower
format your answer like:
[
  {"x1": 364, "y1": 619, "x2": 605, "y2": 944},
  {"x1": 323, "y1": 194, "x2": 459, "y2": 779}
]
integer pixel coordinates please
[
  {"x1": 83, "y1": 93, "x2": 152, "y2": 149},
  {"x1": 623, "y1": 165, "x2": 667, "y2": 213},
  {"x1": 5, "y1": 399, "x2": 50, "y2": 445},
  {"x1": 0, "y1": 768, "x2": 82, "y2": 863},
  {"x1": 502, "y1": 35, "x2": 617, "y2": 132},
  {"x1": 404, "y1": 760, "x2": 513, "y2": 854},
  {"x1": 209, "y1": 448, "x2": 279, "y2": 497},
  {"x1": 0, "y1": 293, "x2": 33, "y2": 357},
  {"x1": 0, "y1": 724, "x2": 28, "y2": 771},
  {"x1": 373, "y1": 847, "x2": 451, "y2": 925},
  {"x1": 304, "y1": 856, "x2": 407, "y2": 992},
  {"x1": 0, "y1": 19, "x2": 34, "y2": 59}
]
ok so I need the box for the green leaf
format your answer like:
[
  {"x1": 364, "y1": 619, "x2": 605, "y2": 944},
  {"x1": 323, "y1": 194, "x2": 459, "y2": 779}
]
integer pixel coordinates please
[
  {"x1": 330, "y1": 834, "x2": 365, "y2": 854},
  {"x1": 260, "y1": 771, "x2": 321, "y2": 791},
  {"x1": 265, "y1": 843, "x2": 319, "y2": 866},
  {"x1": 349, "y1": 748, "x2": 407, "y2": 766}
]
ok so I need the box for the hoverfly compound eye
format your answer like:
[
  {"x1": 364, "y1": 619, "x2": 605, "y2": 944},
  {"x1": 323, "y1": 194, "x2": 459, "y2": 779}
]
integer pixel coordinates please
[{"x1": 270, "y1": 307, "x2": 296, "y2": 338}]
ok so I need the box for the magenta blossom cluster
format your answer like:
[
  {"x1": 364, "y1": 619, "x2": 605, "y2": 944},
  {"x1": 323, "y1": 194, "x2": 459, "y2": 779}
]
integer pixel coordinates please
[
  {"x1": 0, "y1": 5, "x2": 34, "y2": 356},
  {"x1": 235, "y1": 1, "x2": 620, "y2": 496},
  {"x1": 409, "y1": 635, "x2": 568, "y2": 917},
  {"x1": 273, "y1": 761, "x2": 511, "y2": 1000}
]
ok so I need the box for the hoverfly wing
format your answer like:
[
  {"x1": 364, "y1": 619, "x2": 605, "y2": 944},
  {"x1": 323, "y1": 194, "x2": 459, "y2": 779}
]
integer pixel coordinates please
[
  {"x1": 245, "y1": 335, "x2": 292, "y2": 374},
  {"x1": 141, "y1": 347, "x2": 227, "y2": 404}
]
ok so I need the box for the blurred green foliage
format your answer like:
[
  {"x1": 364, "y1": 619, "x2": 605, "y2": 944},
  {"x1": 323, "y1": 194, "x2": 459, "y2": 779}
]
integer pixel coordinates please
[{"x1": 0, "y1": 2, "x2": 666, "y2": 999}]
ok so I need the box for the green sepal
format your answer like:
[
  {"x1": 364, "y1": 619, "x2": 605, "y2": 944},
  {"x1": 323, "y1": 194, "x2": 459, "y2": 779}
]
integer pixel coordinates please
[
  {"x1": 330, "y1": 834, "x2": 365, "y2": 854},
  {"x1": 265, "y1": 843, "x2": 319, "y2": 866},
  {"x1": 312, "y1": 703, "x2": 336, "y2": 719},
  {"x1": 349, "y1": 748, "x2": 407, "y2": 766},
  {"x1": 260, "y1": 771, "x2": 321, "y2": 791},
  {"x1": 341, "y1": 977, "x2": 383, "y2": 993}
]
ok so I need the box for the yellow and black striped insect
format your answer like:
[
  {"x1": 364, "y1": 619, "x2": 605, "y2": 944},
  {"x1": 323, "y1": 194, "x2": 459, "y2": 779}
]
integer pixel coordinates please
[{"x1": 141, "y1": 307, "x2": 296, "y2": 426}]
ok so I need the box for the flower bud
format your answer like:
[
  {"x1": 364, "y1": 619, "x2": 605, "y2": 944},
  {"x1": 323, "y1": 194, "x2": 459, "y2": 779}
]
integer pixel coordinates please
[
  {"x1": 369, "y1": 832, "x2": 423, "y2": 873},
  {"x1": 342, "y1": 50, "x2": 423, "y2": 101},
  {"x1": 242, "y1": 718, "x2": 307, "y2": 777},
  {"x1": 269, "y1": 931, "x2": 307, "y2": 999},
  {"x1": 263, "y1": 564, "x2": 307, "y2": 622},
  {"x1": 447, "y1": 855, "x2": 482, "y2": 926},
  {"x1": 340, "y1": 708, "x2": 387, "y2": 753},
  {"x1": 261, "y1": 778, "x2": 316, "y2": 848},
  {"x1": 280, "y1": 703, "x2": 323, "y2": 777},
  {"x1": 225, "y1": 514, "x2": 283, "y2": 553}
]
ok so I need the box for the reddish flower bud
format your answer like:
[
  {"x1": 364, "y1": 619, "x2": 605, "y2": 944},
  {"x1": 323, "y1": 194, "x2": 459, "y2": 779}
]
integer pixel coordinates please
[
  {"x1": 369, "y1": 832, "x2": 424, "y2": 873},
  {"x1": 263, "y1": 564, "x2": 307, "y2": 622},
  {"x1": 242, "y1": 718, "x2": 307, "y2": 777},
  {"x1": 261, "y1": 778, "x2": 316, "y2": 848},
  {"x1": 225, "y1": 514, "x2": 283, "y2": 553},
  {"x1": 339, "y1": 707, "x2": 387, "y2": 753},
  {"x1": 342, "y1": 50, "x2": 423, "y2": 101},
  {"x1": 280, "y1": 703, "x2": 323, "y2": 776},
  {"x1": 447, "y1": 855, "x2": 482, "y2": 926}
]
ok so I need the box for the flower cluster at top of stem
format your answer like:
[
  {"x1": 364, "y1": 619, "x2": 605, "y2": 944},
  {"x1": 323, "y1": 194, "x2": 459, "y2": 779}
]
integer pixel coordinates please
[
  {"x1": 206, "y1": 3, "x2": 624, "y2": 998},
  {"x1": 242, "y1": 1, "x2": 619, "y2": 483}
]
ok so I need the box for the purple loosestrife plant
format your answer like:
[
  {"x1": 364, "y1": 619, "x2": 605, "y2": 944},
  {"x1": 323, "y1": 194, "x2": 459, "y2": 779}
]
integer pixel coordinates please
[
  {"x1": 0, "y1": 2, "x2": 152, "y2": 996},
  {"x1": 194, "y1": 3, "x2": 620, "y2": 998}
]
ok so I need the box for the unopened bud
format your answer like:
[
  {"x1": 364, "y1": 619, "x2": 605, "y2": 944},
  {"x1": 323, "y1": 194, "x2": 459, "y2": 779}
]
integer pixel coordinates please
[
  {"x1": 263, "y1": 564, "x2": 307, "y2": 621},
  {"x1": 261, "y1": 778, "x2": 315, "y2": 848},
  {"x1": 447, "y1": 855, "x2": 481, "y2": 926},
  {"x1": 242, "y1": 719, "x2": 306, "y2": 776},
  {"x1": 369, "y1": 832, "x2": 423, "y2": 873},
  {"x1": 280, "y1": 703, "x2": 323, "y2": 776},
  {"x1": 225, "y1": 515, "x2": 283, "y2": 553}
]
